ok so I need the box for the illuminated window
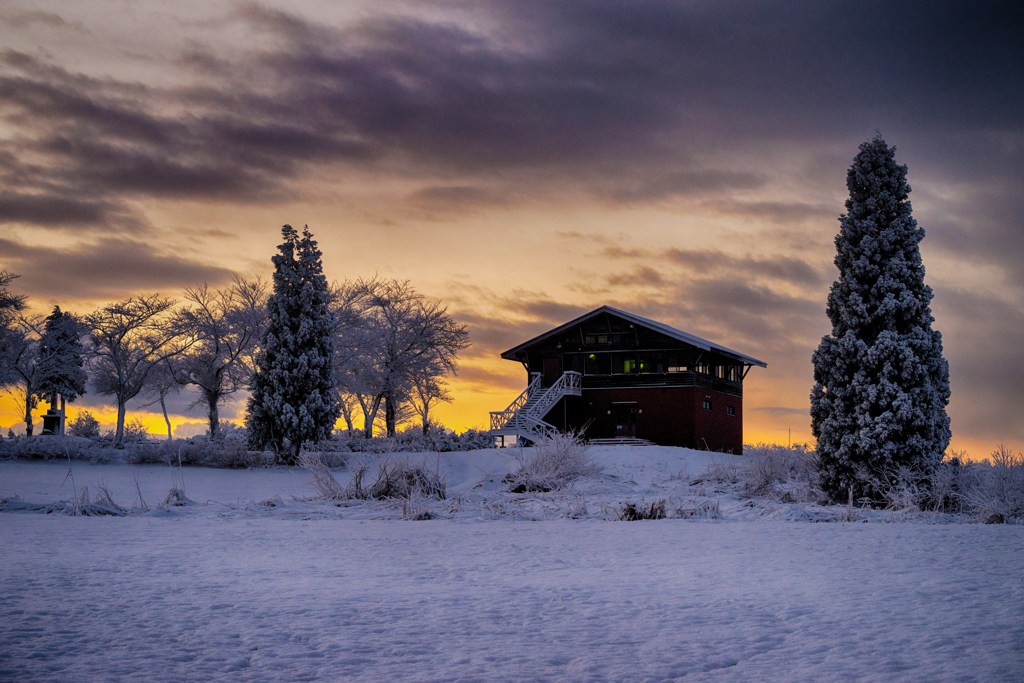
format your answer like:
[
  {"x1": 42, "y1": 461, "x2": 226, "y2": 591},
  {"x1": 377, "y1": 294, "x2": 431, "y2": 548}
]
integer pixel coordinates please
[{"x1": 623, "y1": 359, "x2": 637, "y2": 373}]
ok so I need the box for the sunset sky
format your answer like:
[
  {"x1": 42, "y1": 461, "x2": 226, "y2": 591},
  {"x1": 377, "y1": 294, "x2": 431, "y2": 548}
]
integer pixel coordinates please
[{"x1": 1, "y1": 1, "x2": 1021, "y2": 457}]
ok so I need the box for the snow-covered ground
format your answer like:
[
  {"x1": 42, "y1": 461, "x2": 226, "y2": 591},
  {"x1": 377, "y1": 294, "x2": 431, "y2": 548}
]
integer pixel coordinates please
[{"x1": 2, "y1": 446, "x2": 1022, "y2": 681}]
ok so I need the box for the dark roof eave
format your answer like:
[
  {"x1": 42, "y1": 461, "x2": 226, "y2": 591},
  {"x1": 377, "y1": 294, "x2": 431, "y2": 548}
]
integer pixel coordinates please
[{"x1": 499, "y1": 305, "x2": 767, "y2": 368}]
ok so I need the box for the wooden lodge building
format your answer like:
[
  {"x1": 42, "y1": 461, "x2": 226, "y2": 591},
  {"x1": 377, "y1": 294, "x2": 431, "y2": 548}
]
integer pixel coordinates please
[{"x1": 490, "y1": 306, "x2": 766, "y2": 453}]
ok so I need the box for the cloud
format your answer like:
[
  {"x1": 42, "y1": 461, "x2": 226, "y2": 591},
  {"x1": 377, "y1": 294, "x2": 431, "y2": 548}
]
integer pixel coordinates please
[
  {"x1": 2, "y1": 1, "x2": 1021, "y2": 226},
  {"x1": 0, "y1": 191, "x2": 141, "y2": 229},
  {"x1": 0, "y1": 8, "x2": 84, "y2": 30},
  {"x1": 0, "y1": 237, "x2": 236, "y2": 304}
]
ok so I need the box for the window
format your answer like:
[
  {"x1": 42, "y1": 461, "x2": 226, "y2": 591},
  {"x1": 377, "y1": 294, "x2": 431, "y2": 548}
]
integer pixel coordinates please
[
  {"x1": 696, "y1": 363, "x2": 710, "y2": 375},
  {"x1": 726, "y1": 405, "x2": 736, "y2": 416},
  {"x1": 702, "y1": 398, "x2": 712, "y2": 411},
  {"x1": 638, "y1": 352, "x2": 665, "y2": 373}
]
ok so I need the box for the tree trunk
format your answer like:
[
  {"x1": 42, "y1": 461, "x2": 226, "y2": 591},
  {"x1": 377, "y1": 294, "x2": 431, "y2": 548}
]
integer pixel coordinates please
[
  {"x1": 385, "y1": 394, "x2": 397, "y2": 437},
  {"x1": 23, "y1": 394, "x2": 33, "y2": 437},
  {"x1": 207, "y1": 395, "x2": 220, "y2": 439},
  {"x1": 60, "y1": 396, "x2": 66, "y2": 435},
  {"x1": 160, "y1": 395, "x2": 173, "y2": 440},
  {"x1": 115, "y1": 400, "x2": 127, "y2": 444},
  {"x1": 363, "y1": 395, "x2": 382, "y2": 439}
]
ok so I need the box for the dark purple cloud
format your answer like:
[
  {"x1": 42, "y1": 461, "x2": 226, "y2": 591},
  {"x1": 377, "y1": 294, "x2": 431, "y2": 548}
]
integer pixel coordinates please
[
  {"x1": 0, "y1": 237, "x2": 235, "y2": 304},
  {"x1": 2, "y1": 1, "x2": 1020, "y2": 223}
]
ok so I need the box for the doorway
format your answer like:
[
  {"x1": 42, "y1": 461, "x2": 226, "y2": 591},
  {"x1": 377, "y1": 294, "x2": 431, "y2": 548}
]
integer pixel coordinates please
[{"x1": 611, "y1": 402, "x2": 637, "y2": 438}]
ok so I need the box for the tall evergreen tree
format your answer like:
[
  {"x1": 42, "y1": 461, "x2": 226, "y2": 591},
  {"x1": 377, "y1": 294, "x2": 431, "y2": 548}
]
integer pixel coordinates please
[
  {"x1": 247, "y1": 225, "x2": 339, "y2": 464},
  {"x1": 811, "y1": 135, "x2": 950, "y2": 502}
]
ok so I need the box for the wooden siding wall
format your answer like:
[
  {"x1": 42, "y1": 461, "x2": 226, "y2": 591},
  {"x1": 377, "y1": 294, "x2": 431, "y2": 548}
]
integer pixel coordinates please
[{"x1": 544, "y1": 386, "x2": 744, "y2": 454}]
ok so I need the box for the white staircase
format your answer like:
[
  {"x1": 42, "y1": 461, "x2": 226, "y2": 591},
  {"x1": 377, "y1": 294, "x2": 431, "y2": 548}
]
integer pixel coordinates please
[{"x1": 490, "y1": 371, "x2": 582, "y2": 443}]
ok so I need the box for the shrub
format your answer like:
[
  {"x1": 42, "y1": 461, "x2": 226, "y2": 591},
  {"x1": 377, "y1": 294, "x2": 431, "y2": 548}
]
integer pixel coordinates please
[
  {"x1": 741, "y1": 443, "x2": 819, "y2": 502},
  {"x1": 322, "y1": 427, "x2": 495, "y2": 454},
  {"x1": 620, "y1": 499, "x2": 666, "y2": 521},
  {"x1": 300, "y1": 451, "x2": 347, "y2": 500},
  {"x1": 122, "y1": 418, "x2": 150, "y2": 444},
  {"x1": 877, "y1": 465, "x2": 931, "y2": 513},
  {"x1": 959, "y1": 445, "x2": 1024, "y2": 523},
  {"x1": 367, "y1": 458, "x2": 446, "y2": 500},
  {"x1": 122, "y1": 437, "x2": 275, "y2": 468},
  {"x1": 0, "y1": 435, "x2": 111, "y2": 463},
  {"x1": 67, "y1": 411, "x2": 101, "y2": 438},
  {"x1": 505, "y1": 432, "x2": 602, "y2": 493},
  {"x1": 303, "y1": 454, "x2": 446, "y2": 501}
]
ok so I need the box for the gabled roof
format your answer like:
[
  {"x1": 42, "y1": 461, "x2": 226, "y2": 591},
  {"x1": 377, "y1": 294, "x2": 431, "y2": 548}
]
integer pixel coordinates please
[{"x1": 500, "y1": 305, "x2": 767, "y2": 367}]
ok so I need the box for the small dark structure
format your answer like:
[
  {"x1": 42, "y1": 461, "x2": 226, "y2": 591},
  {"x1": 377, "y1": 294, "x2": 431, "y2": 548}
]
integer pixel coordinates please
[{"x1": 490, "y1": 306, "x2": 766, "y2": 453}]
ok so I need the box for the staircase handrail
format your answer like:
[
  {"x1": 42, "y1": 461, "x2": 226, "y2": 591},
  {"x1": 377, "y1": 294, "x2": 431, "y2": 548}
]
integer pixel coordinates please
[
  {"x1": 489, "y1": 373, "x2": 542, "y2": 431},
  {"x1": 522, "y1": 371, "x2": 582, "y2": 419}
]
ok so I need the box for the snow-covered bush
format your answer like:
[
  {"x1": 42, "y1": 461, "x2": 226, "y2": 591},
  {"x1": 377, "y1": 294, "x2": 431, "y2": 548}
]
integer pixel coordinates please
[
  {"x1": 694, "y1": 462, "x2": 741, "y2": 486},
  {"x1": 505, "y1": 432, "x2": 602, "y2": 493},
  {"x1": 324, "y1": 427, "x2": 495, "y2": 453},
  {"x1": 0, "y1": 435, "x2": 111, "y2": 463},
  {"x1": 452, "y1": 429, "x2": 496, "y2": 451},
  {"x1": 121, "y1": 418, "x2": 150, "y2": 444},
  {"x1": 877, "y1": 465, "x2": 931, "y2": 513},
  {"x1": 959, "y1": 446, "x2": 1024, "y2": 523},
  {"x1": 305, "y1": 454, "x2": 447, "y2": 501},
  {"x1": 300, "y1": 451, "x2": 347, "y2": 499},
  {"x1": 741, "y1": 443, "x2": 820, "y2": 502},
  {"x1": 367, "y1": 457, "x2": 446, "y2": 500},
  {"x1": 619, "y1": 499, "x2": 666, "y2": 520},
  {"x1": 67, "y1": 411, "x2": 101, "y2": 438},
  {"x1": 672, "y1": 498, "x2": 722, "y2": 520},
  {"x1": 121, "y1": 437, "x2": 274, "y2": 468}
]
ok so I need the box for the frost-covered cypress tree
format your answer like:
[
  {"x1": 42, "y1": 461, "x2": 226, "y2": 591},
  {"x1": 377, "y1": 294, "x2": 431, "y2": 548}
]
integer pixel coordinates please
[
  {"x1": 36, "y1": 306, "x2": 88, "y2": 415},
  {"x1": 811, "y1": 135, "x2": 950, "y2": 502},
  {"x1": 247, "y1": 225, "x2": 339, "y2": 464}
]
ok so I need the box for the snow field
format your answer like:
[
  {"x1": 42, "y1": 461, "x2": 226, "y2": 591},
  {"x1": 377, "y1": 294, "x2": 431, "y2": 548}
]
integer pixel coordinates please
[
  {"x1": 1, "y1": 518, "x2": 1021, "y2": 681},
  {"x1": 1, "y1": 446, "x2": 1022, "y2": 681}
]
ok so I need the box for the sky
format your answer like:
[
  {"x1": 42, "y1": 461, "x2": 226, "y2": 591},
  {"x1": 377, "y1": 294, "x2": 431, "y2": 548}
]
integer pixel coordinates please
[{"x1": 1, "y1": 0, "x2": 1021, "y2": 457}]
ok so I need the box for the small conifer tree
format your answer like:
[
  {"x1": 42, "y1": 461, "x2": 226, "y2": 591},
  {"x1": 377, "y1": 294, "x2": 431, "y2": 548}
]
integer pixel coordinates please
[
  {"x1": 36, "y1": 306, "x2": 88, "y2": 415},
  {"x1": 247, "y1": 225, "x2": 339, "y2": 464},
  {"x1": 811, "y1": 135, "x2": 950, "y2": 502}
]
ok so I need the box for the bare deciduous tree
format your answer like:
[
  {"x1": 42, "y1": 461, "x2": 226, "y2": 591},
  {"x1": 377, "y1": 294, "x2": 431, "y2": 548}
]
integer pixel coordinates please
[
  {"x1": 409, "y1": 372, "x2": 452, "y2": 435},
  {"x1": 177, "y1": 277, "x2": 267, "y2": 438},
  {"x1": 141, "y1": 359, "x2": 182, "y2": 440},
  {"x1": 333, "y1": 279, "x2": 469, "y2": 437},
  {"x1": 86, "y1": 295, "x2": 194, "y2": 444},
  {"x1": 4, "y1": 315, "x2": 44, "y2": 436}
]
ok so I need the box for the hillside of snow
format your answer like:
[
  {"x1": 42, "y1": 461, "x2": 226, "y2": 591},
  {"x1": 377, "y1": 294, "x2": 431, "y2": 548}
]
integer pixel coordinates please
[{"x1": 2, "y1": 445, "x2": 1022, "y2": 681}]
